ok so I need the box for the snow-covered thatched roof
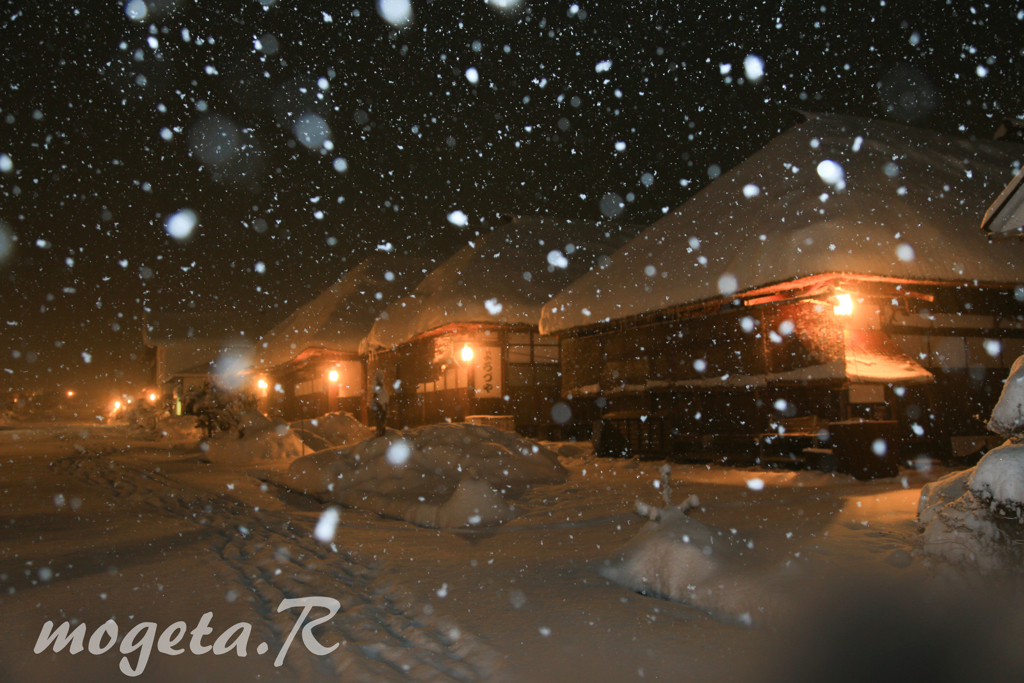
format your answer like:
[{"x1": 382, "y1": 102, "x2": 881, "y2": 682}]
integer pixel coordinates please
[
  {"x1": 363, "y1": 216, "x2": 642, "y2": 352},
  {"x1": 256, "y1": 254, "x2": 431, "y2": 369},
  {"x1": 541, "y1": 113, "x2": 1024, "y2": 334}
]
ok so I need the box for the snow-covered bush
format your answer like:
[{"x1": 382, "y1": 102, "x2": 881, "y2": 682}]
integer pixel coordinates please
[
  {"x1": 600, "y1": 465, "x2": 790, "y2": 626},
  {"x1": 969, "y1": 441, "x2": 1024, "y2": 518},
  {"x1": 185, "y1": 382, "x2": 256, "y2": 438},
  {"x1": 918, "y1": 354, "x2": 1024, "y2": 572},
  {"x1": 201, "y1": 410, "x2": 304, "y2": 465}
]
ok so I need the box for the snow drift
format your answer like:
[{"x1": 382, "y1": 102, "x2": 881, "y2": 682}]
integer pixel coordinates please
[
  {"x1": 202, "y1": 410, "x2": 305, "y2": 464},
  {"x1": 260, "y1": 423, "x2": 568, "y2": 529}
]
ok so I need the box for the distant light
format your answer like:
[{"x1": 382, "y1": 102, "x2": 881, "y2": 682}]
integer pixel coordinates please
[
  {"x1": 461, "y1": 344, "x2": 474, "y2": 362},
  {"x1": 328, "y1": 369, "x2": 339, "y2": 382},
  {"x1": 257, "y1": 378, "x2": 268, "y2": 389},
  {"x1": 833, "y1": 293, "x2": 854, "y2": 316},
  {"x1": 114, "y1": 401, "x2": 121, "y2": 410},
  {"x1": 148, "y1": 393, "x2": 157, "y2": 402}
]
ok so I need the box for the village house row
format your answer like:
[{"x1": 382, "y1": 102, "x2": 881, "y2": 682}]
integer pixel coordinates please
[{"x1": 145, "y1": 113, "x2": 1024, "y2": 467}]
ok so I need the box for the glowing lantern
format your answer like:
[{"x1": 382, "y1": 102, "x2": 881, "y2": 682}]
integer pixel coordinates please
[
  {"x1": 67, "y1": 390, "x2": 74, "y2": 397},
  {"x1": 461, "y1": 344, "x2": 474, "y2": 362},
  {"x1": 833, "y1": 293, "x2": 854, "y2": 316},
  {"x1": 114, "y1": 401, "x2": 121, "y2": 411},
  {"x1": 148, "y1": 392, "x2": 157, "y2": 402},
  {"x1": 257, "y1": 378, "x2": 268, "y2": 390},
  {"x1": 328, "y1": 369, "x2": 339, "y2": 382}
]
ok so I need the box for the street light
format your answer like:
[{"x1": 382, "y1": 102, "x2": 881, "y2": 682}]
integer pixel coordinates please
[
  {"x1": 461, "y1": 344, "x2": 474, "y2": 362},
  {"x1": 148, "y1": 392, "x2": 157, "y2": 402},
  {"x1": 328, "y1": 369, "x2": 339, "y2": 382},
  {"x1": 257, "y1": 378, "x2": 268, "y2": 390}
]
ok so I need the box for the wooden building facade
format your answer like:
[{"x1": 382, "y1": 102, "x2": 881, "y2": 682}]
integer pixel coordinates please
[{"x1": 540, "y1": 113, "x2": 1024, "y2": 462}]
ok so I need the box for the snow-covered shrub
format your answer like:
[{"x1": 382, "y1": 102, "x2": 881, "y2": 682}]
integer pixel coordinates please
[
  {"x1": 918, "y1": 354, "x2": 1024, "y2": 572},
  {"x1": 600, "y1": 466, "x2": 790, "y2": 626},
  {"x1": 969, "y1": 441, "x2": 1024, "y2": 518},
  {"x1": 202, "y1": 411, "x2": 304, "y2": 465},
  {"x1": 185, "y1": 382, "x2": 256, "y2": 438}
]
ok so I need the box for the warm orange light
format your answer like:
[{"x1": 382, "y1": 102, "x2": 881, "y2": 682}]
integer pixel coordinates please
[
  {"x1": 148, "y1": 392, "x2": 157, "y2": 402},
  {"x1": 67, "y1": 390, "x2": 74, "y2": 397},
  {"x1": 328, "y1": 369, "x2": 339, "y2": 382},
  {"x1": 833, "y1": 293, "x2": 854, "y2": 316},
  {"x1": 257, "y1": 378, "x2": 268, "y2": 390},
  {"x1": 460, "y1": 344, "x2": 474, "y2": 362},
  {"x1": 113, "y1": 401, "x2": 121, "y2": 410}
]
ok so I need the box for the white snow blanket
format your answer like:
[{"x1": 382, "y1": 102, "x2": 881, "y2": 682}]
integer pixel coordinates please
[
  {"x1": 202, "y1": 410, "x2": 304, "y2": 464},
  {"x1": 256, "y1": 254, "x2": 430, "y2": 368},
  {"x1": 988, "y1": 355, "x2": 1024, "y2": 437},
  {"x1": 541, "y1": 113, "x2": 1024, "y2": 333},
  {"x1": 363, "y1": 216, "x2": 640, "y2": 351},
  {"x1": 262, "y1": 423, "x2": 568, "y2": 529}
]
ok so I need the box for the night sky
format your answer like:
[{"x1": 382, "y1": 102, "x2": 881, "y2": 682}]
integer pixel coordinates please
[{"x1": 1, "y1": 0, "x2": 1021, "y2": 397}]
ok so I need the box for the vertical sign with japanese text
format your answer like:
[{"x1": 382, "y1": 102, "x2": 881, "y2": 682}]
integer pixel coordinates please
[{"x1": 473, "y1": 346, "x2": 503, "y2": 398}]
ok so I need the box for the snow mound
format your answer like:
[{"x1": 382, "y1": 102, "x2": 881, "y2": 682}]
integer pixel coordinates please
[
  {"x1": 969, "y1": 441, "x2": 1024, "y2": 510},
  {"x1": 203, "y1": 413, "x2": 304, "y2": 465},
  {"x1": 988, "y1": 355, "x2": 1024, "y2": 437},
  {"x1": 262, "y1": 423, "x2": 567, "y2": 529},
  {"x1": 599, "y1": 496, "x2": 790, "y2": 626},
  {"x1": 293, "y1": 411, "x2": 374, "y2": 448}
]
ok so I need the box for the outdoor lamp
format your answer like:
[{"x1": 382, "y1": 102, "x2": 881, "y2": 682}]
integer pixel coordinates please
[
  {"x1": 258, "y1": 378, "x2": 268, "y2": 390},
  {"x1": 833, "y1": 293, "x2": 854, "y2": 316},
  {"x1": 328, "y1": 369, "x2": 339, "y2": 382},
  {"x1": 148, "y1": 392, "x2": 157, "y2": 402},
  {"x1": 461, "y1": 344, "x2": 474, "y2": 362}
]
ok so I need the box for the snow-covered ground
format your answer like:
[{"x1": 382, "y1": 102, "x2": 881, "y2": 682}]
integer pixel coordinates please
[{"x1": 1, "y1": 422, "x2": 1021, "y2": 682}]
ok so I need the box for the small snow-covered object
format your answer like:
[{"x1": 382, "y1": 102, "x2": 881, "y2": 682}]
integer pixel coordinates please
[
  {"x1": 969, "y1": 441, "x2": 1024, "y2": 510},
  {"x1": 988, "y1": 355, "x2": 1024, "y2": 437}
]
